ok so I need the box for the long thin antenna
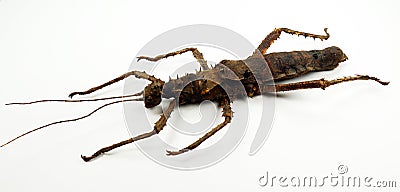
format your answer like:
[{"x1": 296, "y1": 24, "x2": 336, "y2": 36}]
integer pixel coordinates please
[
  {"x1": 5, "y1": 91, "x2": 143, "y2": 105},
  {"x1": 1, "y1": 98, "x2": 143, "y2": 147}
]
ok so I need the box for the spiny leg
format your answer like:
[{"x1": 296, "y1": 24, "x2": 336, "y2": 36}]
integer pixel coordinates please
[
  {"x1": 261, "y1": 75, "x2": 389, "y2": 93},
  {"x1": 69, "y1": 71, "x2": 161, "y2": 98},
  {"x1": 80, "y1": 131, "x2": 156, "y2": 162},
  {"x1": 257, "y1": 28, "x2": 330, "y2": 55},
  {"x1": 81, "y1": 99, "x2": 176, "y2": 162},
  {"x1": 137, "y1": 47, "x2": 209, "y2": 70},
  {"x1": 166, "y1": 98, "x2": 232, "y2": 156}
]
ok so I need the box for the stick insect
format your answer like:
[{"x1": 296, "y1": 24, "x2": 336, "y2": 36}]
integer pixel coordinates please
[{"x1": 2, "y1": 28, "x2": 389, "y2": 162}]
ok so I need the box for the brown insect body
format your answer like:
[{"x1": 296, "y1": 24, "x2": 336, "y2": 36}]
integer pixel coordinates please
[
  {"x1": 3, "y1": 28, "x2": 389, "y2": 161},
  {"x1": 151, "y1": 46, "x2": 348, "y2": 107},
  {"x1": 264, "y1": 46, "x2": 348, "y2": 80}
]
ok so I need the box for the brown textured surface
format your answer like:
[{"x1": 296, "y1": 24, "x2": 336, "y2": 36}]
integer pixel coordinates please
[
  {"x1": 2, "y1": 28, "x2": 389, "y2": 161},
  {"x1": 264, "y1": 46, "x2": 348, "y2": 81},
  {"x1": 161, "y1": 46, "x2": 348, "y2": 105},
  {"x1": 75, "y1": 28, "x2": 388, "y2": 160}
]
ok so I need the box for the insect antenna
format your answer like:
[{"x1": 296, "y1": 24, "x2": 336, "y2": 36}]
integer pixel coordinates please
[
  {"x1": 1, "y1": 98, "x2": 143, "y2": 148},
  {"x1": 5, "y1": 91, "x2": 143, "y2": 105}
]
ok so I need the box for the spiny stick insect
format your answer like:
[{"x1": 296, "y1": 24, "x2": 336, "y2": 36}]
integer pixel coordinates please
[{"x1": 2, "y1": 28, "x2": 389, "y2": 162}]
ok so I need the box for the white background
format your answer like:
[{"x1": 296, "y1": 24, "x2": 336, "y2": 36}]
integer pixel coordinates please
[{"x1": 0, "y1": 0, "x2": 399, "y2": 191}]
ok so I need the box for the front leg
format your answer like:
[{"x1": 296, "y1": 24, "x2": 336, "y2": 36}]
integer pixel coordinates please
[{"x1": 81, "y1": 99, "x2": 177, "y2": 161}]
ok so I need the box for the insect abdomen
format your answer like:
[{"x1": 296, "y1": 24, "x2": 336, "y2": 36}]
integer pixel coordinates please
[{"x1": 264, "y1": 46, "x2": 347, "y2": 81}]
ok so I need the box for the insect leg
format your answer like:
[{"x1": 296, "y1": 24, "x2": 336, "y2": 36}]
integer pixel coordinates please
[
  {"x1": 137, "y1": 47, "x2": 209, "y2": 70},
  {"x1": 262, "y1": 75, "x2": 389, "y2": 93},
  {"x1": 166, "y1": 98, "x2": 232, "y2": 156},
  {"x1": 80, "y1": 99, "x2": 176, "y2": 162},
  {"x1": 257, "y1": 28, "x2": 330, "y2": 55},
  {"x1": 69, "y1": 71, "x2": 162, "y2": 98}
]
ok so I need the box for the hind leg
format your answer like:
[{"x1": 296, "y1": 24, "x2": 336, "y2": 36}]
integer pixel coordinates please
[
  {"x1": 257, "y1": 28, "x2": 330, "y2": 55},
  {"x1": 262, "y1": 75, "x2": 389, "y2": 93}
]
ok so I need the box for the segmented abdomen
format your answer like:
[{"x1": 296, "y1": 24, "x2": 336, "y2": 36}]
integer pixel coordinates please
[
  {"x1": 264, "y1": 46, "x2": 346, "y2": 81},
  {"x1": 162, "y1": 46, "x2": 347, "y2": 104}
]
